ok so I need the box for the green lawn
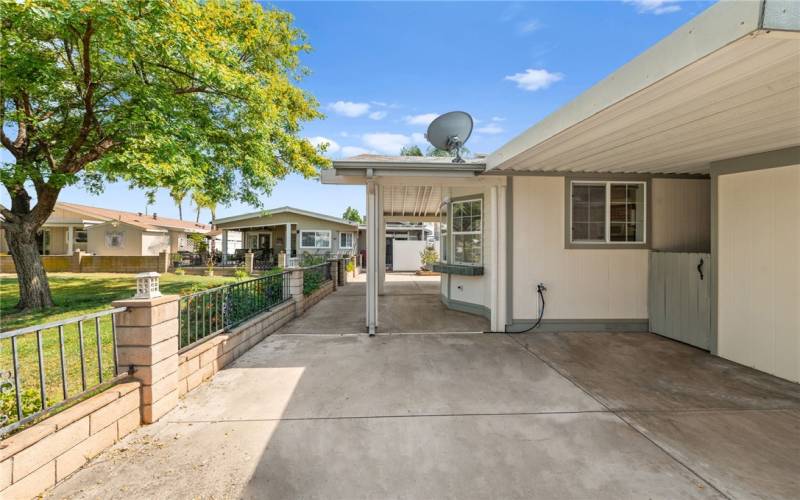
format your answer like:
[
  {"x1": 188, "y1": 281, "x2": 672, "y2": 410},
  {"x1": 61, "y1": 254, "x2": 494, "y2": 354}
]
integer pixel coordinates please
[{"x1": 1, "y1": 273, "x2": 235, "y2": 428}]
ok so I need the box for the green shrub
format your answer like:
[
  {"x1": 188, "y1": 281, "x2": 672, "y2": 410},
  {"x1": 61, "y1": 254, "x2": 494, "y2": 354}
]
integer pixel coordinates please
[
  {"x1": 303, "y1": 270, "x2": 322, "y2": 296},
  {"x1": 174, "y1": 268, "x2": 186, "y2": 276},
  {"x1": 419, "y1": 246, "x2": 439, "y2": 270},
  {"x1": 346, "y1": 260, "x2": 355, "y2": 273},
  {"x1": 0, "y1": 386, "x2": 43, "y2": 426},
  {"x1": 233, "y1": 267, "x2": 250, "y2": 280}
]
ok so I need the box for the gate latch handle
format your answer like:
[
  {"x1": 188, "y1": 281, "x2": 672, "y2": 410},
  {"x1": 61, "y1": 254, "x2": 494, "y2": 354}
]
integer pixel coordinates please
[{"x1": 697, "y1": 258, "x2": 704, "y2": 280}]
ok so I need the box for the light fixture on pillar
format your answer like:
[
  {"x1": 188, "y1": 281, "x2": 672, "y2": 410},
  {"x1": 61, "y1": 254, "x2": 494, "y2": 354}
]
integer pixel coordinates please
[{"x1": 134, "y1": 272, "x2": 162, "y2": 299}]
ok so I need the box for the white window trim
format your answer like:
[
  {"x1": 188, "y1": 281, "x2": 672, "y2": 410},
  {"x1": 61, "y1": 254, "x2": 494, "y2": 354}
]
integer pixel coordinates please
[
  {"x1": 569, "y1": 180, "x2": 647, "y2": 245},
  {"x1": 450, "y1": 197, "x2": 483, "y2": 266},
  {"x1": 299, "y1": 229, "x2": 332, "y2": 249},
  {"x1": 339, "y1": 232, "x2": 354, "y2": 249}
]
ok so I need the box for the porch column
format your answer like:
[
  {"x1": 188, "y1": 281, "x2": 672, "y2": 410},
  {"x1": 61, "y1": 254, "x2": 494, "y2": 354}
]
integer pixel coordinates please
[
  {"x1": 366, "y1": 180, "x2": 379, "y2": 335},
  {"x1": 378, "y1": 185, "x2": 386, "y2": 296},
  {"x1": 489, "y1": 184, "x2": 508, "y2": 332},
  {"x1": 285, "y1": 223, "x2": 292, "y2": 257},
  {"x1": 66, "y1": 225, "x2": 74, "y2": 255},
  {"x1": 221, "y1": 230, "x2": 228, "y2": 264}
]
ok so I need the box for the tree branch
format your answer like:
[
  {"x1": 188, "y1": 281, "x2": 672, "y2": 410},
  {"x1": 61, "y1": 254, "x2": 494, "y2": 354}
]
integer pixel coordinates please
[{"x1": 60, "y1": 21, "x2": 96, "y2": 171}]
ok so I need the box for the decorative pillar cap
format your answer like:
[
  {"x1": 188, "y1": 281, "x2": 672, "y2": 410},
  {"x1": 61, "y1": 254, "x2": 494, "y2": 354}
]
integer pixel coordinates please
[{"x1": 134, "y1": 272, "x2": 162, "y2": 299}]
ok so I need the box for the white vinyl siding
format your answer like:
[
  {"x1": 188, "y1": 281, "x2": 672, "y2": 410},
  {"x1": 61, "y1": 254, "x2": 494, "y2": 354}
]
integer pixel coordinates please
[
  {"x1": 299, "y1": 230, "x2": 331, "y2": 249},
  {"x1": 570, "y1": 181, "x2": 646, "y2": 244}
]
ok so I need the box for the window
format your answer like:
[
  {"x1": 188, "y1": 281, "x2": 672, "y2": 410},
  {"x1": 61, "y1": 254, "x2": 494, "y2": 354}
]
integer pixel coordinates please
[
  {"x1": 75, "y1": 230, "x2": 88, "y2": 243},
  {"x1": 451, "y1": 198, "x2": 482, "y2": 265},
  {"x1": 300, "y1": 230, "x2": 331, "y2": 249},
  {"x1": 105, "y1": 231, "x2": 124, "y2": 248},
  {"x1": 570, "y1": 181, "x2": 646, "y2": 245},
  {"x1": 339, "y1": 232, "x2": 353, "y2": 249}
]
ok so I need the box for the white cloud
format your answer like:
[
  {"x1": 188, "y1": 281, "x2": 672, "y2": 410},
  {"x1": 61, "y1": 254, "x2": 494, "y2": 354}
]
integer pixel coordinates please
[
  {"x1": 505, "y1": 68, "x2": 563, "y2": 91},
  {"x1": 362, "y1": 133, "x2": 414, "y2": 155},
  {"x1": 476, "y1": 124, "x2": 504, "y2": 135},
  {"x1": 491, "y1": 116, "x2": 506, "y2": 122},
  {"x1": 404, "y1": 113, "x2": 439, "y2": 126},
  {"x1": 368, "y1": 111, "x2": 387, "y2": 120},
  {"x1": 624, "y1": 0, "x2": 681, "y2": 15},
  {"x1": 308, "y1": 136, "x2": 341, "y2": 154},
  {"x1": 518, "y1": 19, "x2": 542, "y2": 34},
  {"x1": 411, "y1": 132, "x2": 427, "y2": 145},
  {"x1": 328, "y1": 101, "x2": 371, "y2": 118},
  {"x1": 341, "y1": 146, "x2": 371, "y2": 157}
]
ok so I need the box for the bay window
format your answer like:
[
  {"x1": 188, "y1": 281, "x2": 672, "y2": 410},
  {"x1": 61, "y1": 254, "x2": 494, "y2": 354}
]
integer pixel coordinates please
[{"x1": 451, "y1": 198, "x2": 482, "y2": 265}]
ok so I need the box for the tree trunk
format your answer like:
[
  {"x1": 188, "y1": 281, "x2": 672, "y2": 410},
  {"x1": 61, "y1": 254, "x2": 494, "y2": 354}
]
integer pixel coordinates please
[
  {"x1": 5, "y1": 220, "x2": 54, "y2": 310},
  {"x1": 178, "y1": 203, "x2": 183, "y2": 220}
]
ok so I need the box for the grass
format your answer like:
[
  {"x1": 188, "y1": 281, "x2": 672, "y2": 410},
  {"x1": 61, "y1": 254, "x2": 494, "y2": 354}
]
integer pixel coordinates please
[{"x1": 0, "y1": 273, "x2": 235, "y2": 429}]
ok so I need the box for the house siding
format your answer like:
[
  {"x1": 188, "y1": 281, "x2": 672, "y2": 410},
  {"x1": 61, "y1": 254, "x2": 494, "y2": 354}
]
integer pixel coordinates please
[
  {"x1": 717, "y1": 164, "x2": 799, "y2": 382},
  {"x1": 86, "y1": 224, "x2": 144, "y2": 256},
  {"x1": 511, "y1": 176, "x2": 649, "y2": 321}
]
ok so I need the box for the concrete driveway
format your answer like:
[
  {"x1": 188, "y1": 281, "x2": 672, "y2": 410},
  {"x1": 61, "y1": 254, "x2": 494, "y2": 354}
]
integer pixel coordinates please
[{"x1": 47, "y1": 326, "x2": 800, "y2": 499}]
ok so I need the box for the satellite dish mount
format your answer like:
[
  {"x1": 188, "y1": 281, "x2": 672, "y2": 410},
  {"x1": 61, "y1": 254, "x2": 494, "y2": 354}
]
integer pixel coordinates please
[{"x1": 425, "y1": 111, "x2": 474, "y2": 164}]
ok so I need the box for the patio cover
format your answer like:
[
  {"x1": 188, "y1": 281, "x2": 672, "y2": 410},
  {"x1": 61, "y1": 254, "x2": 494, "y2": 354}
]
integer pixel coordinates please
[{"x1": 486, "y1": 0, "x2": 800, "y2": 175}]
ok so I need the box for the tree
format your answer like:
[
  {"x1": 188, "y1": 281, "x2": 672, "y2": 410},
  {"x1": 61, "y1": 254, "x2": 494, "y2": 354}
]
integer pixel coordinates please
[
  {"x1": 0, "y1": 0, "x2": 328, "y2": 310},
  {"x1": 342, "y1": 206, "x2": 363, "y2": 224},
  {"x1": 426, "y1": 146, "x2": 471, "y2": 158},
  {"x1": 192, "y1": 191, "x2": 216, "y2": 223},
  {"x1": 400, "y1": 145, "x2": 423, "y2": 156},
  {"x1": 170, "y1": 187, "x2": 187, "y2": 221}
]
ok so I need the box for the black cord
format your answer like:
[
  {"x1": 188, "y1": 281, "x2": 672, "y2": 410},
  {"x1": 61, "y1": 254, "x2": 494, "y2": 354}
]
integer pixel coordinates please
[{"x1": 484, "y1": 283, "x2": 546, "y2": 334}]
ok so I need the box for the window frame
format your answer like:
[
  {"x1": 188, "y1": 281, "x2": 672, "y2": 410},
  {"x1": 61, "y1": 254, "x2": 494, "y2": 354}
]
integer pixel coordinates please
[
  {"x1": 339, "y1": 232, "x2": 354, "y2": 249},
  {"x1": 299, "y1": 229, "x2": 332, "y2": 249},
  {"x1": 566, "y1": 178, "x2": 650, "y2": 249},
  {"x1": 449, "y1": 196, "x2": 483, "y2": 266}
]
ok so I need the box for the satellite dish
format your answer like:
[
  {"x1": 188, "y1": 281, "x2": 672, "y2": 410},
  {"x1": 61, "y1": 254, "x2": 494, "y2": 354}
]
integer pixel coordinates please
[{"x1": 425, "y1": 111, "x2": 473, "y2": 164}]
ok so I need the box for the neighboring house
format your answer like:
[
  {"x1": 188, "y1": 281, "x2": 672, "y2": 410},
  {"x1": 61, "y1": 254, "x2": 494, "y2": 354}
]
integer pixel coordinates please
[
  {"x1": 212, "y1": 206, "x2": 359, "y2": 263},
  {"x1": 322, "y1": 1, "x2": 800, "y2": 383},
  {"x1": 0, "y1": 202, "x2": 213, "y2": 256}
]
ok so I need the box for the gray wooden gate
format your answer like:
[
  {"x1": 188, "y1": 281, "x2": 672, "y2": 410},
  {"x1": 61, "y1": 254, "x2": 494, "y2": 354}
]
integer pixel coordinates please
[{"x1": 648, "y1": 251, "x2": 711, "y2": 350}]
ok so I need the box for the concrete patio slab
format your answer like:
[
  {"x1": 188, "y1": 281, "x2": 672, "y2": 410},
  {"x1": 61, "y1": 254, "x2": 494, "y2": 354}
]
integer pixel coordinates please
[
  {"x1": 620, "y1": 409, "x2": 800, "y2": 500},
  {"x1": 516, "y1": 331, "x2": 800, "y2": 411},
  {"x1": 164, "y1": 333, "x2": 603, "y2": 422},
  {"x1": 279, "y1": 273, "x2": 489, "y2": 334}
]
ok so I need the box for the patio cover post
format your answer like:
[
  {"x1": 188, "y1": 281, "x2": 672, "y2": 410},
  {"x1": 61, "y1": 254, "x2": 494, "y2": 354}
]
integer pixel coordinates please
[
  {"x1": 489, "y1": 185, "x2": 508, "y2": 332},
  {"x1": 221, "y1": 230, "x2": 228, "y2": 264},
  {"x1": 378, "y1": 185, "x2": 386, "y2": 295},
  {"x1": 66, "y1": 225, "x2": 74, "y2": 254},
  {"x1": 366, "y1": 180, "x2": 379, "y2": 335},
  {"x1": 285, "y1": 223, "x2": 292, "y2": 257}
]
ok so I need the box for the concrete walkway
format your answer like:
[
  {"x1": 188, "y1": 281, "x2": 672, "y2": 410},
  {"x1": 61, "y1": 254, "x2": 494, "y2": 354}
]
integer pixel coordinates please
[
  {"x1": 47, "y1": 284, "x2": 800, "y2": 499},
  {"x1": 279, "y1": 272, "x2": 489, "y2": 334}
]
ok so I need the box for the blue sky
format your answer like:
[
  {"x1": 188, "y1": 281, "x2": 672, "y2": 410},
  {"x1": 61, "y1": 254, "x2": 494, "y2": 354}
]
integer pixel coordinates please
[{"x1": 2, "y1": 0, "x2": 714, "y2": 222}]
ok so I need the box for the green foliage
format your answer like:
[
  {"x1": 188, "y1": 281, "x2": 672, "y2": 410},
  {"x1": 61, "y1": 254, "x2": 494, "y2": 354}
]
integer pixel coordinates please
[
  {"x1": 0, "y1": 386, "x2": 43, "y2": 427},
  {"x1": 346, "y1": 260, "x2": 355, "y2": 273},
  {"x1": 302, "y1": 269, "x2": 322, "y2": 296},
  {"x1": 400, "y1": 145, "x2": 423, "y2": 156},
  {"x1": 174, "y1": 268, "x2": 186, "y2": 276},
  {"x1": 300, "y1": 252, "x2": 325, "y2": 267},
  {"x1": 419, "y1": 246, "x2": 439, "y2": 269},
  {"x1": 188, "y1": 233, "x2": 209, "y2": 254},
  {"x1": 1, "y1": 0, "x2": 329, "y2": 226},
  {"x1": 342, "y1": 206, "x2": 363, "y2": 223},
  {"x1": 426, "y1": 146, "x2": 471, "y2": 158},
  {"x1": 234, "y1": 267, "x2": 250, "y2": 280}
]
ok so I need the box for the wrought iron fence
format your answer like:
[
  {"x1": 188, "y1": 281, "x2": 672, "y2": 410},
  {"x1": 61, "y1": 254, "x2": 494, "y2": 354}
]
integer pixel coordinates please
[
  {"x1": 0, "y1": 307, "x2": 128, "y2": 437},
  {"x1": 302, "y1": 262, "x2": 332, "y2": 295},
  {"x1": 178, "y1": 271, "x2": 291, "y2": 351}
]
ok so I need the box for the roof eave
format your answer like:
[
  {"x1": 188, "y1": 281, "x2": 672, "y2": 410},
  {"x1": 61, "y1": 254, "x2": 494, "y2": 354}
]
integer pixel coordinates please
[{"x1": 486, "y1": 0, "x2": 771, "y2": 171}]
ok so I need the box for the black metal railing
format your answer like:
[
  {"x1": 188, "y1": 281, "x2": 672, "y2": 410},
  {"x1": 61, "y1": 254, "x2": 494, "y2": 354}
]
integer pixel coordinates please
[
  {"x1": 178, "y1": 271, "x2": 291, "y2": 351},
  {"x1": 0, "y1": 307, "x2": 128, "y2": 437},
  {"x1": 302, "y1": 262, "x2": 332, "y2": 295}
]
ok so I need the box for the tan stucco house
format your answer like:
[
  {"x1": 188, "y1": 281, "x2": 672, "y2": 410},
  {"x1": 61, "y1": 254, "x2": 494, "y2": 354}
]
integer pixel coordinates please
[
  {"x1": 0, "y1": 202, "x2": 213, "y2": 256},
  {"x1": 212, "y1": 206, "x2": 359, "y2": 265}
]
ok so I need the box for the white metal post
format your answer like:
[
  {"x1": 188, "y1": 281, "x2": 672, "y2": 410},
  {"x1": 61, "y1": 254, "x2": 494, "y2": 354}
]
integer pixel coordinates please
[
  {"x1": 285, "y1": 223, "x2": 292, "y2": 257},
  {"x1": 221, "y1": 229, "x2": 228, "y2": 264},
  {"x1": 366, "y1": 181, "x2": 379, "y2": 335},
  {"x1": 378, "y1": 184, "x2": 386, "y2": 296},
  {"x1": 66, "y1": 225, "x2": 74, "y2": 255}
]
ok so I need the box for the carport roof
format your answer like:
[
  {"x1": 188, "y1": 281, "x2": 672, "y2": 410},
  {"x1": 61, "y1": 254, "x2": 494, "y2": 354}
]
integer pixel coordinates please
[{"x1": 486, "y1": 0, "x2": 800, "y2": 175}]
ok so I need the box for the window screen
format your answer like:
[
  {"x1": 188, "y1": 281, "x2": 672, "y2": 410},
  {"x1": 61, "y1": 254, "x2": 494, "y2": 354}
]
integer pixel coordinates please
[
  {"x1": 571, "y1": 183, "x2": 606, "y2": 242},
  {"x1": 451, "y1": 199, "x2": 482, "y2": 265}
]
